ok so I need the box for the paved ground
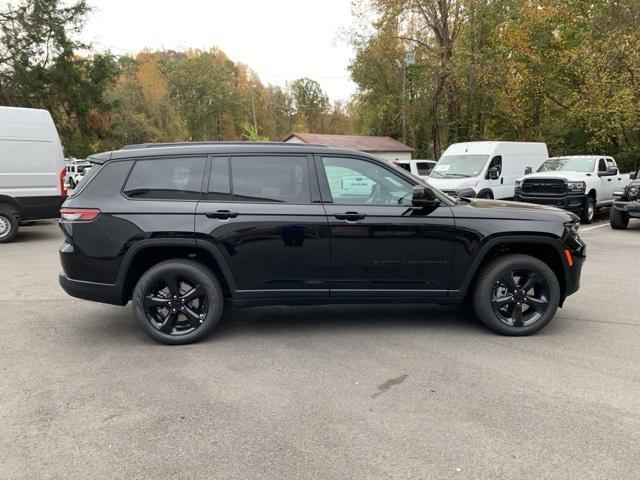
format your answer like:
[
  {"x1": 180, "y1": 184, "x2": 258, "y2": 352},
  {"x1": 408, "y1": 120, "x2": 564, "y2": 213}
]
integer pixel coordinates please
[{"x1": 1, "y1": 215, "x2": 639, "y2": 480}]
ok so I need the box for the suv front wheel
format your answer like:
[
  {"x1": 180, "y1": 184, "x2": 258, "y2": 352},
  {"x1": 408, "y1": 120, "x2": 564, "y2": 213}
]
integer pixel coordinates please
[
  {"x1": 472, "y1": 254, "x2": 560, "y2": 335},
  {"x1": 132, "y1": 259, "x2": 224, "y2": 344}
]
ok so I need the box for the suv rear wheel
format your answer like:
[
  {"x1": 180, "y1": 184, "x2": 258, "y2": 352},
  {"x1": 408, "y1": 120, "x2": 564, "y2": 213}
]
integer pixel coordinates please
[
  {"x1": 472, "y1": 254, "x2": 560, "y2": 335},
  {"x1": 0, "y1": 206, "x2": 19, "y2": 243},
  {"x1": 132, "y1": 259, "x2": 224, "y2": 344}
]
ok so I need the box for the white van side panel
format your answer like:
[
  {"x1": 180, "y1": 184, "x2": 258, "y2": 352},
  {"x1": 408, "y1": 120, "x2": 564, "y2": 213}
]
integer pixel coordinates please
[{"x1": 0, "y1": 107, "x2": 65, "y2": 220}]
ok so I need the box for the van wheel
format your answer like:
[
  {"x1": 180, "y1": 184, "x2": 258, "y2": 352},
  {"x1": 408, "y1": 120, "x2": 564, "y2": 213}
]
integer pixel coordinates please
[
  {"x1": 609, "y1": 207, "x2": 629, "y2": 230},
  {"x1": 132, "y1": 259, "x2": 224, "y2": 345},
  {"x1": 477, "y1": 190, "x2": 493, "y2": 199},
  {"x1": 472, "y1": 254, "x2": 560, "y2": 336},
  {"x1": 0, "y1": 207, "x2": 19, "y2": 243},
  {"x1": 581, "y1": 197, "x2": 595, "y2": 224}
]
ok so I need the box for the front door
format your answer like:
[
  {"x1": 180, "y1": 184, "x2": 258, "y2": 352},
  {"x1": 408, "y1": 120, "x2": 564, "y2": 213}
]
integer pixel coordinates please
[
  {"x1": 316, "y1": 155, "x2": 455, "y2": 297},
  {"x1": 195, "y1": 154, "x2": 330, "y2": 300}
]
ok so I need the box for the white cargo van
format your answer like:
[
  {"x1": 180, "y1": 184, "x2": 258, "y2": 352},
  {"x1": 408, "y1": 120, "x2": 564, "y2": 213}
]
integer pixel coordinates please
[
  {"x1": 0, "y1": 106, "x2": 67, "y2": 243},
  {"x1": 428, "y1": 141, "x2": 548, "y2": 199}
]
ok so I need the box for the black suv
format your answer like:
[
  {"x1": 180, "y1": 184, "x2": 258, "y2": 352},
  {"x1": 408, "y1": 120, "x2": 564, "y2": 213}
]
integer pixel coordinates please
[{"x1": 58, "y1": 142, "x2": 585, "y2": 344}]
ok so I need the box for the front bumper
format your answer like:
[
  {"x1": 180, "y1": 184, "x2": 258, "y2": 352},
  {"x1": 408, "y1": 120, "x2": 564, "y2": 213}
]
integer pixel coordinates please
[
  {"x1": 613, "y1": 200, "x2": 640, "y2": 214},
  {"x1": 514, "y1": 192, "x2": 587, "y2": 212}
]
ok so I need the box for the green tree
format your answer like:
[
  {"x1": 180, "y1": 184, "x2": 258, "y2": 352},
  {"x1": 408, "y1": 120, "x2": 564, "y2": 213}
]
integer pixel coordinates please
[{"x1": 290, "y1": 77, "x2": 329, "y2": 132}]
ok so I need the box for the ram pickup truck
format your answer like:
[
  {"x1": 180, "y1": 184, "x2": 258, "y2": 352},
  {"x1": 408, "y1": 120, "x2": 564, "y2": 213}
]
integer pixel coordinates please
[
  {"x1": 610, "y1": 170, "x2": 640, "y2": 229},
  {"x1": 514, "y1": 156, "x2": 630, "y2": 223}
]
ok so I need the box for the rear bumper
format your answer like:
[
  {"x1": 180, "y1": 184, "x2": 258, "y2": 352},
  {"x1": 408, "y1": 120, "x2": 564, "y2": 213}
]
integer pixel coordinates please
[
  {"x1": 59, "y1": 273, "x2": 125, "y2": 306},
  {"x1": 514, "y1": 193, "x2": 587, "y2": 212}
]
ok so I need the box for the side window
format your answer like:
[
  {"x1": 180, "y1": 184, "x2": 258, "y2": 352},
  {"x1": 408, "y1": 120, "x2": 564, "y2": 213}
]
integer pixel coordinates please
[
  {"x1": 598, "y1": 158, "x2": 607, "y2": 172},
  {"x1": 123, "y1": 156, "x2": 205, "y2": 200},
  {"x1": 606, "y1": 159, "x2": 617, "y2": 171},
  {"x1": 395, "y1": 162, "x2": 411, "y2": 173},
  {"x1": 416, "y1": 162, "x2": 433, "y2": 175},
  {"x1": 208, "y1": 156, "x2": 231, "y2": 200},
  {"x1": 487, "y1": 155, "x2": 502, "y2": 173},
  {"x1": 321, "y1": 156, "x2": 415, "y2": 206},
  {"x1": 230, "y1": 156, "x2": 310, "y2": 203}
]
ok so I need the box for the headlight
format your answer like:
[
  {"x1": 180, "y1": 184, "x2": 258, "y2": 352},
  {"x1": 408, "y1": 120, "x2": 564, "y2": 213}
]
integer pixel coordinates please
[
  {"x1": 564, "y1": 221, "x2": 580, "y2": 236},
  {"x1": 515, "y1": 180, "x2": 522, "y2": 190},
  {"x1": 567, "y1": 181, "x2": 586, "y2": 192},
  {"x1": 628, "y1": 186, "x2": 639, "y2": 199}
]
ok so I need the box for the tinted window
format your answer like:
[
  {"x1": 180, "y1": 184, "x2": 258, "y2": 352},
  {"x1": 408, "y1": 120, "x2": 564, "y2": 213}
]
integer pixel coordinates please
[
  {"x1": 598, "y1": 158, "x2": 607, "y2": 172},
  {"x1": 124, "y1": 157, "x2": 205, "y2": 200},
  {"x1": 416, "y1": 162, "x2": 433, "y2": 175},
  {"x1": 322, "y1": 156, "x2": 414, "y2": 206},
  {"x1": 208, "y1": 156, "x2": 231, "y2": 200},
  {"x1": 396, "y1": 163, "x2": 411, "y2": 172},
  {"x1": 231, "y1": 156, "x2": 310, "y2": 203}
]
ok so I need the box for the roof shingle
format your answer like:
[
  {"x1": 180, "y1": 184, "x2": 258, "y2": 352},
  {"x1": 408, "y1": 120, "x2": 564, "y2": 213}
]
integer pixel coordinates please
[{"x1": 283, "y1": 133, "x2": 414, "y2": 152}]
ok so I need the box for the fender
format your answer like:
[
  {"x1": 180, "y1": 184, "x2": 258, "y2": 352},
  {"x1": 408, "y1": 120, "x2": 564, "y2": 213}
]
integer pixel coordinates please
[
  {"x1": 0, "y1": 195, "x2": 22, "y2": 214},
  {"x1": 451, "y1": 233, "x2": 567, "y2": 297},
  {"x1": 476, "y1": 188, "x2": 494, "y2": 199}
]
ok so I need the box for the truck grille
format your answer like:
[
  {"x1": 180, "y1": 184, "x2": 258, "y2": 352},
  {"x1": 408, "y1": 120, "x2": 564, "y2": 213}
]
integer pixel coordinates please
[{"x1": 521, "y1": 179, "x2": 567, "y2": 195}]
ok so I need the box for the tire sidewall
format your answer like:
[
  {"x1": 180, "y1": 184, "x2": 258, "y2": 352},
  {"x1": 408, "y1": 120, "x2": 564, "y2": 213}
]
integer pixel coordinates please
[
  {"x1": 473, "y1": 255, "x2": 560, "y2": 336},
  {"x1": 582, "y1": 197, "x2": 595, "y2": 224},
  {"x1": 132, "y1": 260, "x2": 224, "y2": 345},
  {"x1": 0, "y1": 209, "x2": 19, "y2": 243}
]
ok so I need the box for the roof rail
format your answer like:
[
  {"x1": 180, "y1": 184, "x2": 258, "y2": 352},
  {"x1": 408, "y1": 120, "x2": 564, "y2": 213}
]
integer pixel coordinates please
[{"x1": 120, "y1": 141, "x2": 328, "y2": 150}]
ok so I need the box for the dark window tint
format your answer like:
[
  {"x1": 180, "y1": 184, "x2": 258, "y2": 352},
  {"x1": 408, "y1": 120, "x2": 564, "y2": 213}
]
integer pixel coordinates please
[
  {"x1": 396, "y1": 163, "x2": 411, "y2": 172},
  {"x1": 416, "y1": 162, "x2": 433, "y2": 175},
  {"x1": 124, "y1": 157, "x2": 205, "y2": 200},
  {"x1": 230, "y1": 156, "x2": 310, "y2": 203},
  {"x1": 208, "y1": 156, "x2": 231, "y2": 200},
  {"x1": 598, "y1": 158, "x2": 607, "y2": 172}
]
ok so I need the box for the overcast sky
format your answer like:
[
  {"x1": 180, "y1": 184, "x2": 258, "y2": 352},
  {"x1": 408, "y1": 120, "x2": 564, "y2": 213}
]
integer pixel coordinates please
[{"x1": 81, "y1": 0, "x2": 359, "y2": 101}]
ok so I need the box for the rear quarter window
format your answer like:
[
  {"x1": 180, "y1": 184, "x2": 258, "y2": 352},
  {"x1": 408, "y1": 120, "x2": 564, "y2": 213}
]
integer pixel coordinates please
[{"x1": 123, "y1": 157, "x2": 206, "y2": 200}]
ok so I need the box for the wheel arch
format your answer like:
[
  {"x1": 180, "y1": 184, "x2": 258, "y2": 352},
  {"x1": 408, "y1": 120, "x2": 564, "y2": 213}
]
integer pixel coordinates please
[
  {"x1": 476, "y1": 188, "x2": 494, "y2": 199},
  {"x1": 456, "y1": 235, "x2": 568, "y2": 302},
  {"x1": 0, "y1": 195, "x2": 22, "y2": 215},
  {"x1": 116, "y1": 239, "x2": 238, "y2": 304}
]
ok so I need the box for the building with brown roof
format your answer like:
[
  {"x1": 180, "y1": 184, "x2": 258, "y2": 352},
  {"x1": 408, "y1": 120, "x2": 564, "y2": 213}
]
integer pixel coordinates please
[{"x1": 283, "y1": 133, "x2": 414, "y2": 162}]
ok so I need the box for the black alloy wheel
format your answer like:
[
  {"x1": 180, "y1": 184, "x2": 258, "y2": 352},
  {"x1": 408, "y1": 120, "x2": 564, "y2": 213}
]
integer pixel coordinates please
[
  {"x1": 472, "y1": 254, "x2": 560, "y2": 335},
  {"x1": 132, "y1": 259, "x2": 224, "y2": 344},
  {"x1": 491, "y1": 270, "x2": 550, "y2": 328},
  {"x1": 143, "y1": 275, "x2": 208, "y2": 335}
]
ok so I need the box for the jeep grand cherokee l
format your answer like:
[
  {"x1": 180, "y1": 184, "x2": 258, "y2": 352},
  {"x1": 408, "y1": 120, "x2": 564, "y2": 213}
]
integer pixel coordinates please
[{"x1": 58, "y1": 142, "x2": 585, "y2": 344}]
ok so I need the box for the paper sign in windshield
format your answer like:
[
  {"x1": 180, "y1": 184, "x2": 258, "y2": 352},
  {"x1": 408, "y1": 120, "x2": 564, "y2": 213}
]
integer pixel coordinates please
[{"x1": 341, "y1": 176, "x2": 375, "y2": 193}]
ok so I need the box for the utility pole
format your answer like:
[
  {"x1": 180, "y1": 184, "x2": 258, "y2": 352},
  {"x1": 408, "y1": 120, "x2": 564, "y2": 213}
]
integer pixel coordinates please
[
  {"x1": 397, "y1": 52, "x2": 415, "y2": 146},
  {"x1": 249, "y1": 85, "x2": 258, "y2": 132}
]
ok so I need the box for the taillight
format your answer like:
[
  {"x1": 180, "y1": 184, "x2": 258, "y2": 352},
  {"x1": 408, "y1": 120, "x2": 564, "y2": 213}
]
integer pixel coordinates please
[
  {"x1": 59, "y1": 166, "x2": 68, "y2": 197},
  {"x1": 60, "y1": 208, "x2": 101, "y2": 221}
]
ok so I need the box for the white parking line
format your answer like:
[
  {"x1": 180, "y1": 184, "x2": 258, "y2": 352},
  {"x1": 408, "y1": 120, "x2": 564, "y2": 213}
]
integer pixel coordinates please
[{"x1": 580, "y1": 223, "x2": 609, "y2": 232}]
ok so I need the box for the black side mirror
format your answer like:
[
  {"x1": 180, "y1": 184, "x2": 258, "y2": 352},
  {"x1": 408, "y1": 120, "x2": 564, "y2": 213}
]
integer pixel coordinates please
[
  {"x1": 630, "y1": 172, "x2": 638, "y2": 180},
  {"x1": 487, "y1": 167, "x2": 500, "y2": 180},
  {"x1": 412, "y1": 186, "x2": 440, "y2": 207},
  {"x1": 600, "y1": 166, "x2": 618, "y2": 176},
  {"x1": 524, "y1": 166, "x2": 533, "y2": 175}
]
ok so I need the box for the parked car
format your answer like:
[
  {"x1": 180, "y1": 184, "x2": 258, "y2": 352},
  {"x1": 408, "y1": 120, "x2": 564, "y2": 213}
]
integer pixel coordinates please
[
  {"x1": 427, "y1": 141, "x2": 548, "y2": 199},
  {"x1": 514, "y1": 156, "x2": 630, "y2": 223},
  {"x1": 393, "y1": 159, "x2": 436, "y2": 180},
  {"x1": 610, "y1": 170, "x2": 640, "y2": 229},
  {"x1": 65, "y1": 159, "x2": 92, "y2": 189},
  {"x1": 58, "y1": 142, "x2": 585, "y2": 344},
  {"x1": 0, "y1": 106, "x2": 67, "y2": 243}
]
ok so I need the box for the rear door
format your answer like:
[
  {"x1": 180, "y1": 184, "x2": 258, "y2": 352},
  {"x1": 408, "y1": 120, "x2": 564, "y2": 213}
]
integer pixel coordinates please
[
  {"x1": 195, "y1": 154, "x2": 330, "y2": 300},
  {"x1": 316, "y1": 154, "x2": 455, "y2": 297}
]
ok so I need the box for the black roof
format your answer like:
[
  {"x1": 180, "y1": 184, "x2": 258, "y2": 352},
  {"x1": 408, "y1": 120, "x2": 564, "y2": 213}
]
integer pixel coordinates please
[{"x1": 87, "y1": 141, "x2": 376, "y2": 164}]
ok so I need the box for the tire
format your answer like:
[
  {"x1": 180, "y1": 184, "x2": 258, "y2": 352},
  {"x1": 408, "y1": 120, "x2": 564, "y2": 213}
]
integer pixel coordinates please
[
  {"x1": 0, "y1": 207, "x2": 19, "y2": 244},
  {"x1": 132, "y1": 259, "x2": 224, "y2": 345},
  {"x1": 581, "y1": 196, "x2": 595, "y2": 224},
  {"x1": 472, "y1": 254, "x2": 560, "y2": 336},
  {"x1": 477, "y1": 190, "x2": 493, "y2": 199},
  {"x1": 609, "y1": 207, "x2": 629, "y2": 230}
]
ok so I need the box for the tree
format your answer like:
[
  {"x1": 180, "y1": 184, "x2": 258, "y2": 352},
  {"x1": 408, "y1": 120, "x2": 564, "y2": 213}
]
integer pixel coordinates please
[{"x1": 290, "y1": 77, "x2": 329, "y2": 132}]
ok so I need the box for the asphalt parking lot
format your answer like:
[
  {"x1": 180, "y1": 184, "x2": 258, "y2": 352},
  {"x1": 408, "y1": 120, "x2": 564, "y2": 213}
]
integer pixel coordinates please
[{"x1": 2, "y1": 215, "x2": 639, "y2": 480}]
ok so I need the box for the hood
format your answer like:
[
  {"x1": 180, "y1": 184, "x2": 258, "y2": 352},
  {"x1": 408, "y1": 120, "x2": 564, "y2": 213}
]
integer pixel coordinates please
[
  {"x1": 454, "y1": 197, "x2": 579, "y2": 223},
  {"x1": 519, "y1": 171, "x2": 589, "y2": 181}
]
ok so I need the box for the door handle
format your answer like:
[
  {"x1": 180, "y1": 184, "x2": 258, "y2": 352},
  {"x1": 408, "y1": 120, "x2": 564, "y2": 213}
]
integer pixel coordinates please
[
  {"x1": 500, "y1": 178, "x2": 504, "y2": 184},
  {"x1": 334, "y1": 211, "x2": 366, "y2": 221},
  {"x1": 205, "y1": 210, "x2": 238, "y2": 219},
  {"x1": 607, "y1": 179, "x2": 612, "y2": 182}
]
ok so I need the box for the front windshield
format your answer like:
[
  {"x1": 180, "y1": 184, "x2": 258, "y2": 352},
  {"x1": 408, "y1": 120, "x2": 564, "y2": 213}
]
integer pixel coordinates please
[
  {"x1": 430, "y1": 154, "x2": 489, "y2": 178},
  {"x1": 538, "y1": 157, "x2": 595, "y2": 173}
]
